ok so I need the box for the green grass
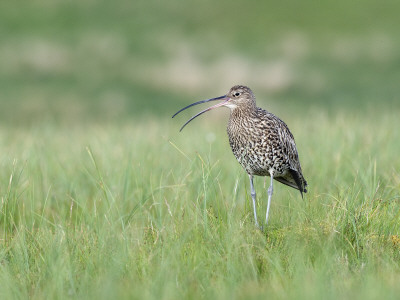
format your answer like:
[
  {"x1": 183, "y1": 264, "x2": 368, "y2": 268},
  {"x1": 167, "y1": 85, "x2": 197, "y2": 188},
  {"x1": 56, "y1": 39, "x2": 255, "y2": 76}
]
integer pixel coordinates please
[
  {"x1": 1, "y1": 0, "x2": 400, "y2": 125},
  {"x1": 0, "y1": 111, "x2": 399, "y2": 299}
]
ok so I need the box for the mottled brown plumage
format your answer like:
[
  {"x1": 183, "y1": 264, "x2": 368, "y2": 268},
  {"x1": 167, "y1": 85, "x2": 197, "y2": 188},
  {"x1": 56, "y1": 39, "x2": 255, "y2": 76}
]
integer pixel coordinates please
[
  {"x1": 226, "y1": 85, "x2": 307, "y2": 195},
  {"x1": 173, "y1": 85, "x2": 307, "y2": 228}
]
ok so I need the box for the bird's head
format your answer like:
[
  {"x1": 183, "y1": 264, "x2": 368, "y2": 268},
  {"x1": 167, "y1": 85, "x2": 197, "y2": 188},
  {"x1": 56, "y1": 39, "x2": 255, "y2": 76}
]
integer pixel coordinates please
[
  {"x1": 225, "y1": 85, "x2": 256, "y2": 109},
  {"x1": 172, "y1": 85, "x2": 256, "y2": 131}
]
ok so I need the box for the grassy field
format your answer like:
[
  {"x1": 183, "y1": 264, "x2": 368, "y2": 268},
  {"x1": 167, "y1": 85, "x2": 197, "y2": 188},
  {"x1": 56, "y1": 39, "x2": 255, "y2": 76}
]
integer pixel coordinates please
[
  {"x1": 1, "y1": 0, "x2": 400, "y2": 299},
  {"x1": 1, "y1": 112, "x2": 400, "y2": 299}
]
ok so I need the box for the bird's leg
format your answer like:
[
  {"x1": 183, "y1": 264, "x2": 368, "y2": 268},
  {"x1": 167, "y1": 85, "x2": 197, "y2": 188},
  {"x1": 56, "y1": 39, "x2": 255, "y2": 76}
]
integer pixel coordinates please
[
  {"x1": 248, "y1": 175, "x2": 261, "y2": 229},
  {"x1": 265, "y1": 170, "x2": 274, "y2": 225}
]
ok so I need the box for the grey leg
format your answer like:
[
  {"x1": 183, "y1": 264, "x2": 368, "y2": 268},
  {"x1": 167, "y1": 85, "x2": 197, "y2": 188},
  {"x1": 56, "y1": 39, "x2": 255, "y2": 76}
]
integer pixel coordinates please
[
  {"x1": 266, "y1": 170, "x2": 274, "y2": 225},
  {"x1": 248, "y1": 175, "x2": 260, "y2": 228}
]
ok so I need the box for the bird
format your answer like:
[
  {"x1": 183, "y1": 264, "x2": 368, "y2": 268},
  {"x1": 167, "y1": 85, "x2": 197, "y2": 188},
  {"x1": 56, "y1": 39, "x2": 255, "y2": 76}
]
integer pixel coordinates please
[{"x1": 172, "y1": 85, "x2": 307, "y2": 229}]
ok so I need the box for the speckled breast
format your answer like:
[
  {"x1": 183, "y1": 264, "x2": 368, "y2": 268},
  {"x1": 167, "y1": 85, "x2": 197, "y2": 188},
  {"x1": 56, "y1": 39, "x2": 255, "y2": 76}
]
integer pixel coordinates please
[{"x1": 228, "y1": 134, "x2": 287, "y2": 176}]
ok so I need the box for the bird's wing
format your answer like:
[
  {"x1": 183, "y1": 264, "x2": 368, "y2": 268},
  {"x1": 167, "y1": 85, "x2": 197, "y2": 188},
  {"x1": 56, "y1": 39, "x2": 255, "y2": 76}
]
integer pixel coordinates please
[
  {"x1": 273, "y1": 114, "x2": 302, "y2": 171},
  {"x1": 275, "y1": 120, "x2": 308, "y2": 193},
  {"x1": 256, "y1": 109, "x2": 308, "y2": 192}
]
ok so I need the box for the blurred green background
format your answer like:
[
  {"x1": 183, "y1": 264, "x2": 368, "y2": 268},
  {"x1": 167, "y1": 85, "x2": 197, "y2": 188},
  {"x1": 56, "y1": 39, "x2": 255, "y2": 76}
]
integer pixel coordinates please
[{"x1": 1, "y1": 0, "x2": 399, "y2": 126}]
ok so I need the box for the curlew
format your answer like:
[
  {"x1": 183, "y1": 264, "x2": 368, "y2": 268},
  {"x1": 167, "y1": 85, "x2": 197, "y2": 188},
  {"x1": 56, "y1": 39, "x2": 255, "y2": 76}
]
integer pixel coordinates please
[{"x1": 173, "y1": 85, "x2": 307, "y2": 229}]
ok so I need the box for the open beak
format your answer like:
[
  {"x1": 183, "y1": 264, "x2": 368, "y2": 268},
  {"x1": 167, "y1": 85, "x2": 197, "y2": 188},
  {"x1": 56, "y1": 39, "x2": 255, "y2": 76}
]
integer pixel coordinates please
[{"x1": 172, "y1": 95, "x2": 230, "y2": 131}]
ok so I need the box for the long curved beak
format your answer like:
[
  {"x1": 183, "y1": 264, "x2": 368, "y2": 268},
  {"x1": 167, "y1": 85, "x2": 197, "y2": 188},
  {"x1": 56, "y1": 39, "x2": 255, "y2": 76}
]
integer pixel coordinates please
[{"x1": 172, "y1": 95, "x2": 230, "y2": 131}]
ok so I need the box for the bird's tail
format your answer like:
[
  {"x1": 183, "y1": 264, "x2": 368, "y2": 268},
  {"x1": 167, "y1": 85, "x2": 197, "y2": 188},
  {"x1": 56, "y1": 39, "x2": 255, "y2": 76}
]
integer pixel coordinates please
[
  {"x1": 289, "y1": 169, "x2": 307, "y2": 197},
  {"x1": 275, "y1": 169, "x2": 307, "y2": 197}
]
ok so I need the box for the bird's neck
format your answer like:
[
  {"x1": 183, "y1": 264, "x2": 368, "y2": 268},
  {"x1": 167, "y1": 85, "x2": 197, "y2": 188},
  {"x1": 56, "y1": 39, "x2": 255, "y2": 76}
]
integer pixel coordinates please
[
  {"x1": 227, "y1": 105, "x2": 258, "y2": 140},
  {"x1": 229, "y1": 104, "x2": 257, "y2": 120}
]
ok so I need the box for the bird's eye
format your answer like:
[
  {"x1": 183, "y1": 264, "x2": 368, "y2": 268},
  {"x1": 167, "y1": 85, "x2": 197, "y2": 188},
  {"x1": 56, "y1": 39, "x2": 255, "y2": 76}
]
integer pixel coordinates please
[{"x1": 234, "y1": 92, "x2": 241, "y2": 97}]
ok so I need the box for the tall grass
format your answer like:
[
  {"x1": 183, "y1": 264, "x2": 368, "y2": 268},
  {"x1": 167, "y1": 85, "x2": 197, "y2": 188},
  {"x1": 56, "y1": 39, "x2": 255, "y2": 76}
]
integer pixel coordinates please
[{"x1": 0, "y1": 110, "x2": 399, "y2": 299}]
